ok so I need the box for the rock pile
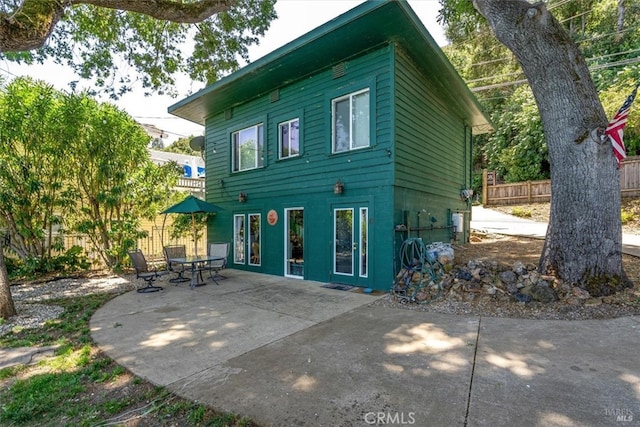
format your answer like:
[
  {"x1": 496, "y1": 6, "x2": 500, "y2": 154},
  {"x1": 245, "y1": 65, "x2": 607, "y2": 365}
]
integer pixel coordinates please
[
  {"x1": 394, "y1": 259, "x2": 632, "y2": 307},
  {"x1": 442, "y1": 260, "x2": 558, "y2": 304}
]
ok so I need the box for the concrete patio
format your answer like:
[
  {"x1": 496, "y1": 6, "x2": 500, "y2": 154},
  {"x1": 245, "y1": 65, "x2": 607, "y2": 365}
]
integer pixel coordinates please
[{"x1": 90, "y1": 270, "x2": 640, "y2": 426}]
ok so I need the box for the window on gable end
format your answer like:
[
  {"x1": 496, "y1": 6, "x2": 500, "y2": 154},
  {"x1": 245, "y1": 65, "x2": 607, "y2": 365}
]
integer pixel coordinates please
[
  {"x1": 278, "y1": 118, "x2": 300, "y2": 159},
  {"x1": 232, "y1": 123, "x2": 264, "y2": 172},
  {"x1": 332, "y1": 88, "x2": 370, "y2": 153}
]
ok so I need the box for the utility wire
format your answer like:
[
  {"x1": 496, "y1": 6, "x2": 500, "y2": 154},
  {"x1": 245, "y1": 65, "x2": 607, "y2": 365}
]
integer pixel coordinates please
[
  {"x1": 559, "y1": 9, "x2": 592, "y2": 24},
  {"x1": 470, "y1": 57, "x2": 640, "y2": 92},
  {"x1": 465, "y1": 29, "x2": 640, "y2": 90},
  {"x1": 469, "y1": 54, "x2": 640, "y2": 91},
  {"x1": 547, "y1": 0, "x2": 575, "y2": 10},
  {"x1": 586, "y1": 48, "x2": 640, "y2": 63},
  {"x1": 465, "y1": 24, "x2": 640, "y2": 69}
]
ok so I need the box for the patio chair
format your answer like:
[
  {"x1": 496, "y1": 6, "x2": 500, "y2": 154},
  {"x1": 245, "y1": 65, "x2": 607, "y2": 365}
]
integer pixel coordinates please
[
  {"x1": 251, "y1": 242, "x2": 260, "y2": 264},
  {"x1": 128, "y1": 250, "x2": 167, "y2": 293},
  {"x1": 163, "y1": 245, "x2": 190, "y2": 284},
  {"x1": 202, "y1": 242, "x2": 229, "y2": 284}
]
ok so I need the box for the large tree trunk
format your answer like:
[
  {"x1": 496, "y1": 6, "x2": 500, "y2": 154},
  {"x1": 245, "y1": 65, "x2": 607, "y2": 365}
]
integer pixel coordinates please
[
  {"x1": 0, "y1": 238, "x2": 16, "y2": 320},
  {"x1": 473, "y1": 0, "x2": 629, "y2": 295}
]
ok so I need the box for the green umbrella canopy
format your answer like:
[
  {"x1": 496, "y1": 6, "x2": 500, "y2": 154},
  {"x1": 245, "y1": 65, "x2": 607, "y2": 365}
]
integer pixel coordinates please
[
  {"x1": 162, "y1": 195, "x2": 223, "y2": 214},
  {"x1": 161, "y1": 195, "x2": 222, "y2": 256}
]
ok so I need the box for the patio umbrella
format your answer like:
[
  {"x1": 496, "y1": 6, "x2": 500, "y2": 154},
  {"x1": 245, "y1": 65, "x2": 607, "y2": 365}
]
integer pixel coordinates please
[{"x1": 161, "y1": 195, "x2": 223, "y2": 256}]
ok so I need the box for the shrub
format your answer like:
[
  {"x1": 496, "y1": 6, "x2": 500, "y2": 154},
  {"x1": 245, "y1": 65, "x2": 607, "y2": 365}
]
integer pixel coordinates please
[
  {"x1": 9, "y1": 246, "x2": 90, "y2": 279},
  {"x1": 510, "y1": 207, "x2": 532, "y2": 218},
  {"x1": 621, "y1": 209, "x2": 635, "y2": 224},
  {"x1": 3, "y1": 255, "x2": 21, "y2": 276}
]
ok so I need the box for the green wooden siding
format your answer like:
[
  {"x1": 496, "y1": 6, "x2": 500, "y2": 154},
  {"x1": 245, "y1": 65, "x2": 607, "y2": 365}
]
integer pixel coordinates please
[
  {"x1": 199, "y1": 43, "x2": 477, "y2": 289},
  {"x1": 393, "y1": 46, "x2": 472, "y2": 245},
  {"x1": 199, "y1": 43, "x2": 477, "y2": 290},
  {"x1": 168, "y1": 1, "x2": 490, "y2": 291},
  {"x1": 203, "y1": 46, "x2": 396, "y2": 289}
]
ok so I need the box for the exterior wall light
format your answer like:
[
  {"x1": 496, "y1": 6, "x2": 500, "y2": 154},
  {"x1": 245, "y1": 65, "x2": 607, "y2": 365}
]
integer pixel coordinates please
[
  {"x1": 238, "y1": 192, "x2": 247, "y2": 203},
  {"x1": 334, "y1": 180, "x2": 344, "y2": 195}
]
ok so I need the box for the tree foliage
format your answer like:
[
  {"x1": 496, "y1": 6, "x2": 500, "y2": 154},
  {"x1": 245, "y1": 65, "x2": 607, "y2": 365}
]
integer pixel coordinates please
[
  {"x1": 483, "y1": 86, "x2": 548, "y2": 182},
  {"x1": 0, "y1": 0, "x2": 277, "y2": 98},
  {"x1": 0, "y1": 77, "x2": 182, "y2": 270},
  {"x1": 164, "y1": 136, "x2": 202, "y2": 156},
  {"x1": 440, "y1": 0, "x2": 640, "y2": 183},
  {"x1": 168, "y1": 211, "x2": 211, "y2": 254},
  {"x1": 440, "y1": 0, "x2": 631, "y2": 292},
  {"x1": 0, "y1": 0, "x2": 276, "y2": 319},
  {"x1": 0, "y1": 78, "x2": 70, "y2": 260},
  {"x1": 149, "y1": 138, "x2": 165, "y2": 150},
  {"x1": 57, "y1": 91, "x2": 182, "y2": 268}
]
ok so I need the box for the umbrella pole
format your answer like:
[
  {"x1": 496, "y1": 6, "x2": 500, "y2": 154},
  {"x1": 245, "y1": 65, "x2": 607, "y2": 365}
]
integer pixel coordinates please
[
  {"x1": 192, "y1": 212, "x2": 197, "y2": 257},
  {"x1": 161, "y1": 214, "x2": 168, "y2": 249}
]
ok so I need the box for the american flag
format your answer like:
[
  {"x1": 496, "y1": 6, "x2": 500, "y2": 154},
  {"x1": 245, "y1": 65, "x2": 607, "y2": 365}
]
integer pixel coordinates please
[{"x1": 605, "y1": 84, "x2": 639, "y2": 167}]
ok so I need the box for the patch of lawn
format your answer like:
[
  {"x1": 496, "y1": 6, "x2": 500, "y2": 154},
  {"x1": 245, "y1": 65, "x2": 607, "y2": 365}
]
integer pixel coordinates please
[
  {"x1": 1, "y1": 371, "x2": 86, "y2": 424},
  {"x1": 0, "y1": 293, "x2": 115, "y2": 348},
  {"x1": 0, "y1": 288, "x2": 261, "y2": 426}
]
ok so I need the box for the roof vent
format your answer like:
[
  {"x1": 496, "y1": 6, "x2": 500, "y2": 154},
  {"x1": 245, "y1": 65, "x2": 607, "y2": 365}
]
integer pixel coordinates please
[
  {"x1": 270, "y1": 89, "x2": 280, "y2": 103},
  {"x1": 332, "y1": 62, "x2": 347, "y2": 79}
]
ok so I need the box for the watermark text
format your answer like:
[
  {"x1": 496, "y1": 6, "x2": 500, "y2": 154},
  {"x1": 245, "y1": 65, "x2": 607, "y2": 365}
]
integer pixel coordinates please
[
  {"x1": 605, "y1": 408, "x2": 633, "y2": 423},
  {"x1": 363, "y1": 411, "x2": 416, "y2": 425}
]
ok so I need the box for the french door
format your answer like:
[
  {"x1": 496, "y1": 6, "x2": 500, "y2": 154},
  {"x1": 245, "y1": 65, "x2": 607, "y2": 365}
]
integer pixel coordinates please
[
  {"x1": 333, "y1": 205, "x2": 368, "y2": 285},
  {"x1": 233, "y1": 213, "x2": 261, "y2": 266},
  {"x1": 284, "y1": 208, "x2": 304, "y2": 278}
]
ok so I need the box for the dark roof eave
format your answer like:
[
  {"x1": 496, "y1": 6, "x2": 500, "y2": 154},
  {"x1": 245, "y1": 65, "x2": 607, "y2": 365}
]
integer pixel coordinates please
[{"x1": 169, "y1": 0, "x2": 492, "y2": 132}]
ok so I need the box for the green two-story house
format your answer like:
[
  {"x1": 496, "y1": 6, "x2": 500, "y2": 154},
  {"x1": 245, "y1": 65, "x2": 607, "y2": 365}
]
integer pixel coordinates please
[{"x1": 169, "y1": 0, "x2": 491, "y2": 290}]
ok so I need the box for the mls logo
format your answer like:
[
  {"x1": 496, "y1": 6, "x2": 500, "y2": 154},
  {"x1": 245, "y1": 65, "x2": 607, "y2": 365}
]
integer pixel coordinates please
[{"x1": 605, "y1": 408, "x2": 633, "y2": 422}]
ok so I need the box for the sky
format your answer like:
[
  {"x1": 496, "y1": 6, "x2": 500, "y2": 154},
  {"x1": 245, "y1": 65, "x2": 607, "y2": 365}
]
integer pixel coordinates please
[{"x1": 0, "y1": 0, "x2": 447, "y2": 144}]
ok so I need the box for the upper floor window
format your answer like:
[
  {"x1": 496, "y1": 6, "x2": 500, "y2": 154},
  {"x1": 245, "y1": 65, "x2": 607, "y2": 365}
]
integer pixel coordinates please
[
  {"x1": 232, "y1": 124, "x2": 264, "y2": 172},
  {"x1": 332, "y1": 88, "x2": 370, "y2": 153},
  {"x1": 279, "y1": 118, "x2": 300, "y2": 159}
]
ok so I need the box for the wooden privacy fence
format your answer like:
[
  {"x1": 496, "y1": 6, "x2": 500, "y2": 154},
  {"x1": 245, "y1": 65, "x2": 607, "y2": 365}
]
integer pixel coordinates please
[
  {"x1": 58, "y1": 225, "x2": 206, "y2": 266},
  {"x1": 483, "y1": 156, "x2": 640, "y2": 206},
  {"x1": 620, "y1": 156, "x2": 640, "y2": 198}
]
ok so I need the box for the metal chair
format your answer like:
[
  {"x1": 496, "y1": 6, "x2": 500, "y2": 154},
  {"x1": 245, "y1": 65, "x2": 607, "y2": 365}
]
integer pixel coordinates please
[
  {"x1": 127, "y1": 250, "x2": 167, "y2": 293},
  {"x1": 202, "y1": 242, "x2": 229, "y2": 283},
  {"x1": 251, "y1": 241, "x2": 260, "y2": 264},
  {"x1": 163, "y1": 245, "x2": 190, "y2": 284}
]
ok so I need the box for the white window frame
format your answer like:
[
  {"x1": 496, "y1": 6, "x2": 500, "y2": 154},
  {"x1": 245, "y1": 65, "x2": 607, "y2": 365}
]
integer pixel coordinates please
[
  {"x1": 359, "y1": 207, "x2": 368, "y2": 278},
  {"x1": 284, "y1": 207, "x2": 304, "y2": 278},
  {"x1": 278, "y1": 118, "x2": 300, "y2": 159},
  {"x1": 248, "y1": 213, "x2": 261, "y2": 266},
  {"x1": 232, "y1": 123, "x2": 264, "y2": 172},
  {"x1": 233, "y1": 214, "x2": 245, "y2": 264},
  {"x1": 331, "y1": 88, "x2": 370, "y2": 153}
]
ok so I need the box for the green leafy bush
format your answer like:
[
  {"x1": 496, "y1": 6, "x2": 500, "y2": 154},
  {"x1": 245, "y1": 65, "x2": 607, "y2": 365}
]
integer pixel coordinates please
[
  {"x1": 3, "y1": 255, "x2": 20, "y2": 277},
  {"x1": 510, "y1": 207, "x2": 533, "y2": 218},
  {"x1": 9, "y1": 246, "x2": 90, "y2": 279},
  {"x1": 621, "y1": 209, "x2": 636, "y2": 224}
]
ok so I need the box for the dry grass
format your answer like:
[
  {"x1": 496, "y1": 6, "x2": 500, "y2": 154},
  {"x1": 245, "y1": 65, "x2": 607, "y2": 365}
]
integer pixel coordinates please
[
  {"x1": 491, "y1": 199, "x2": 640, "y2": 235},
  {"x1": 456, "y1": 233, "x2": 640, "y2": 284}
]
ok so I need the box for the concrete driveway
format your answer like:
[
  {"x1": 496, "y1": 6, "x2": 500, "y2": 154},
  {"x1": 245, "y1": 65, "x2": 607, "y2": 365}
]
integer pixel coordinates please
[
  {"x1": 91, "y1": 271, "x2": 640, "y2": 426},
  {"x1": 471, "y1": 205, "x2": 640, "y2": 257}
]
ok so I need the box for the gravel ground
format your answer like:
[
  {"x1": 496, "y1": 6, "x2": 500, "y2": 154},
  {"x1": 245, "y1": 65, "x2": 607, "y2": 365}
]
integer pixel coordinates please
[
  {"x1": 372, "y1": 233, "x2": 640, "y2": 321},
  {"x1": 373, "y1": 286, "x2": 640, "y2": 321},
  {"x1": 1, "y1": 273, "x2": 138, "y2": 337}
]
